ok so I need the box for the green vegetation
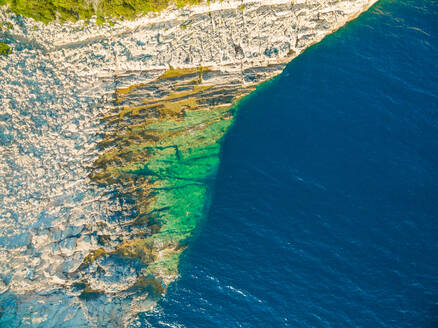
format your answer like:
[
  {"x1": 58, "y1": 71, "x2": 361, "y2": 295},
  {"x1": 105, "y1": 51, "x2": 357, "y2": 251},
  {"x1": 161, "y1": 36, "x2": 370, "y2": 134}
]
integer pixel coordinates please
[
  {"x1": 0, "y1": 21, "x2": 13, "y2": 29},
  {"x1": 0, "y1": 42, "x2": 11, "y2": 55},
  {"x1": 0, "y1": 0, "x2": 204, "y2": 24}
]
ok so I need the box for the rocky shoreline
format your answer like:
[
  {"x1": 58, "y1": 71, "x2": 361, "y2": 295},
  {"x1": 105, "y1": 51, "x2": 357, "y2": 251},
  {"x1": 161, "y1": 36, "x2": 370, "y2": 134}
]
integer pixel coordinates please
[{"x1": 0, "y1": 0, "x2": 378, "y2": 326}]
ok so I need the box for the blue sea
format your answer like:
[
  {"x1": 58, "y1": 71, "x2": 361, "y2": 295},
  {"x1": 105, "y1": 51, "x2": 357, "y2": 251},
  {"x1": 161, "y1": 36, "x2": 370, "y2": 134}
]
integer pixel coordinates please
[{"x1": 140, "y1": 0, "x2": 438, "y2": 327}]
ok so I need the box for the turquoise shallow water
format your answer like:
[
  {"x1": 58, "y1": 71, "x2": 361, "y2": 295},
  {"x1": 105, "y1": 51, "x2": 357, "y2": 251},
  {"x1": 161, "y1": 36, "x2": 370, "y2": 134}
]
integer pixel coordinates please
[{"x1": 140, "y1": 0, "x2": 438, "y2": 327}]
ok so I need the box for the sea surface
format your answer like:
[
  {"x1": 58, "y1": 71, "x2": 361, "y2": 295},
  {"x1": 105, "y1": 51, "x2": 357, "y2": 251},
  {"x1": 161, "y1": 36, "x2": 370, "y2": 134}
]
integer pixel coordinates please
[{"x1": 139, "y1": 0, "x2": 438, "y2": 327}]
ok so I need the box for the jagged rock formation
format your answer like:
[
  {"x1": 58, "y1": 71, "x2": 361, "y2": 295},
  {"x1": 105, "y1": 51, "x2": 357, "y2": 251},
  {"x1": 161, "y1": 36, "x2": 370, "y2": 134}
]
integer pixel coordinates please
[{"x1": 0, "y1": 0, "x2": 378, "y2": 326}]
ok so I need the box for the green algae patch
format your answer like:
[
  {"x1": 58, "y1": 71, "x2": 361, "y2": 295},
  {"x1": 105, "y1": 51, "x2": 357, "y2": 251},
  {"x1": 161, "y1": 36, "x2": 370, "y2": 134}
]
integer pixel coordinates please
[
  {"x1": 77, "y1": 247, "x2": 107, "y2": 270},
  {"x1": 159, "y1": 66, "x2": 209, "y2": 80},
  {"x1": 116, "y1": 82, "x2": 147, "y2": 103},
  {"x1": 0, "y1": 42, "x2": 11, "y2": 55},
  {"x1": 0, "y1": 0, "x2": 206, "y2": 24},
  {"x1": 79, "y1": 286, "x2": 105, "y2": 300},
  {"x1": 115, "y1": 238, "x2": 157, "y2": 263}
]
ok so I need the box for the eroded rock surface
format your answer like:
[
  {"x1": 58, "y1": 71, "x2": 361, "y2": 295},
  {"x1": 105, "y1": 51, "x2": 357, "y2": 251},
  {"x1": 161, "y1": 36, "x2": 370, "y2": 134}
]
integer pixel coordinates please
[{"x1": 0, "y1": 0, "x2": 378, "y2": 326}]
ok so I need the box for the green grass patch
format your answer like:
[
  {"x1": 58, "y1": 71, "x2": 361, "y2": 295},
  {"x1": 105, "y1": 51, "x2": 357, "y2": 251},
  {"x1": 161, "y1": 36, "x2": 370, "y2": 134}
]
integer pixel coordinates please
[
  {"x1": 0, "y1": 42, "x2": 11, "y2": 55},
  {"x1": 0, "y1": 0, "x2": 206, "y2": 24}
]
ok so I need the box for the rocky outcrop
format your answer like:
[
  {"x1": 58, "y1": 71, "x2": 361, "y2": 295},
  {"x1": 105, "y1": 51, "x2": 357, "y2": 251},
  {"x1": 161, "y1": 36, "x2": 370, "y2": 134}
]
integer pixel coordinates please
[{"x1": 0, "y1": 0, "x2": 378, "y2": 326}]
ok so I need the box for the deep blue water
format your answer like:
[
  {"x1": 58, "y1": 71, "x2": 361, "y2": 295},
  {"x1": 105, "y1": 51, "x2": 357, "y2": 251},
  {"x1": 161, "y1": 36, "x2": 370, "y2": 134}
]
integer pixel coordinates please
[{"x1": 141, "y1": 0, "x2": 438, "y2": 327}]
